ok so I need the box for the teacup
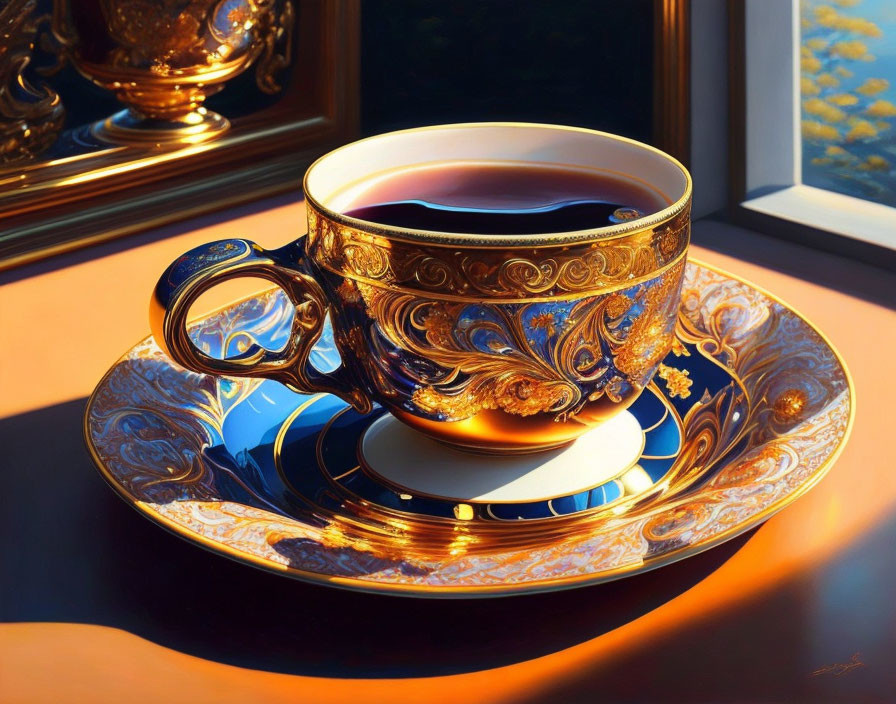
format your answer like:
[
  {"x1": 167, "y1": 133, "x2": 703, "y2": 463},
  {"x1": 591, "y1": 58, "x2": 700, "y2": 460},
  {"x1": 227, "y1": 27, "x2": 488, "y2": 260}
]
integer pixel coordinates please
[{"x1": 151, "y1": 123, "x2": 691, "y2": 453}]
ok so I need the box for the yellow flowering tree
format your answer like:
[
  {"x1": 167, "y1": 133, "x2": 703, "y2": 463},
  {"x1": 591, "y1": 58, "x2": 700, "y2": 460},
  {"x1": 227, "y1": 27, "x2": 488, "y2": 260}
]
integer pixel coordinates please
[{"x1": 800, "y1": 0, "x2": 895, "y2": 204}]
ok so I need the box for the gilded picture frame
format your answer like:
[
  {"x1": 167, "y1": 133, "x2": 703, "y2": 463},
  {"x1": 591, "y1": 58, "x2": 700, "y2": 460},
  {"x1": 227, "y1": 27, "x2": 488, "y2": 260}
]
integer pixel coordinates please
[
  {"x1": 0, "y1": 0, "x2": 360, "y2": 271},
  {"x1": 0, "y1": 0, "x2": 689, "y2": 271}
]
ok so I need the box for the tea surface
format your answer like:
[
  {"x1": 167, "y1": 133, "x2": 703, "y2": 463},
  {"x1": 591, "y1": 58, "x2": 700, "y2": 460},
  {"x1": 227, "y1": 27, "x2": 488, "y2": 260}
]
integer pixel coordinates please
[{"x1": 342, "y1": 163, "x2": 665, "y2": 235}]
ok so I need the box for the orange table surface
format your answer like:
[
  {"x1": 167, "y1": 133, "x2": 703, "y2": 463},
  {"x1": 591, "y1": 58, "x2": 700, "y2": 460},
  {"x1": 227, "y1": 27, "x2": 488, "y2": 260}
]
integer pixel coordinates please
[{"x1": 1, "y1": 198, "x2": 895, "y2": 703}]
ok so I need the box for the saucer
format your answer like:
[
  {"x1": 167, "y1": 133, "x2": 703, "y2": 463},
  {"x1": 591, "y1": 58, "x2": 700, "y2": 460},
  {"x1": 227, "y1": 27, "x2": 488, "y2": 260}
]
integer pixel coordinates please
[{"x1": 85, "y1": 260, "x2": 854, "y2": 597}]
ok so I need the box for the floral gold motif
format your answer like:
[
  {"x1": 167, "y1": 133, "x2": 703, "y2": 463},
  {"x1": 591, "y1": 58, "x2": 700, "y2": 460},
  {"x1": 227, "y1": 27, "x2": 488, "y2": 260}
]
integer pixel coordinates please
[
  {"x1": 359, "y1": 261, "x2": 685, "y2": 421},
  {"x1": 657, "y1": 224, "x2": 681, "y2": 257},
  {"x1": 656, "y1": 363, "x2": 693, "y2": 399},
  {"x1": 605, "y1": 293, "x2": 632, "y2": 319},
  {"x1": 335, "y1": 278, "x2": 362, "y2": 304},
  {"x1": 773, "y1": 388, "x2": 809, "y2": 422},
  {"x1": 530, "y1": 312, "x2": 558, "y2": 336},
  {"x1": 610, "y1": 266, "x2": 683, "y2": 384}
]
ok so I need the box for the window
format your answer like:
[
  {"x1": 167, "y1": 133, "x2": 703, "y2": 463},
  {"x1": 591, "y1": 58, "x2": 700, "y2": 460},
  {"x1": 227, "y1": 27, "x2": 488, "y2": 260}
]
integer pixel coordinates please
[
  {"x1": 731, "y1": 0, "x2": 896, "y2": 267},
  {"x1": 800, "y1": 0, "x2": 896, "y2": 209}
]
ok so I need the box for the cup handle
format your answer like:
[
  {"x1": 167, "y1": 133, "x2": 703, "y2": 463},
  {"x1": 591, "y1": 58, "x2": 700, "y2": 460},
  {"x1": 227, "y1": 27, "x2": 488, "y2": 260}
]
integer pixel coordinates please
[{"x1": 149, "y1": 237, "x2": 372, "y2": 412}]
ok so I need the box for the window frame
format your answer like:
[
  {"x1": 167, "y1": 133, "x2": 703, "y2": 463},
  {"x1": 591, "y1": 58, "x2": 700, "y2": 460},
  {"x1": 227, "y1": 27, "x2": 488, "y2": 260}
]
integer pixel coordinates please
[{"x1": 728, "y1": 0, "x2": 896, "y2": 271}]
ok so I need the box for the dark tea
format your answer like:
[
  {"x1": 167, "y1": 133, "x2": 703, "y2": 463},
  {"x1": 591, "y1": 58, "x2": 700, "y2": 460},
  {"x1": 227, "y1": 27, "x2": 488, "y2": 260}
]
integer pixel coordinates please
[{"x1": 342, "y1": 163, "x2": 667, "y2": 235}]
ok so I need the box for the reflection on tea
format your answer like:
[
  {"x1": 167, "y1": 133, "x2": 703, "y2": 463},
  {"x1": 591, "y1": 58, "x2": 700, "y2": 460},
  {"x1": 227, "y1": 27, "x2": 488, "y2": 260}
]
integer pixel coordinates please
[{"x1": 343, "y1": 163, "x2": 665, "y2": 234}]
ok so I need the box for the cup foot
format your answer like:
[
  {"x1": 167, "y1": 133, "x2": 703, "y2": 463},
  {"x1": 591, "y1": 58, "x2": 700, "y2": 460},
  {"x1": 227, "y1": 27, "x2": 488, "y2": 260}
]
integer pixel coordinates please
[
  {"x1": 389, "y1": 394, "x2": 641, "y2": 455},
  {"x1": 359, "y1": 411, "x2": 645, "y2": 504},
  {"x1": 90, "y1": 108, "x2": 230, "y2": 147}
]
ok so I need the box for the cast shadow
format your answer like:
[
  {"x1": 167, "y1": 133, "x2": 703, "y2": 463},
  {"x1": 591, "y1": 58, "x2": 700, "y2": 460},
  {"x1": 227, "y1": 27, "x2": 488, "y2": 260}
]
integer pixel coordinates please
[
  {"x1": 1, "y1": 397, "x2": 755, "y2": 678},
  {"x1": 692, "y1": 217, "x2": 896, "y2": 310},
  {"x1": 513, "y1": 512, "x2": 896, "y2": 703}
]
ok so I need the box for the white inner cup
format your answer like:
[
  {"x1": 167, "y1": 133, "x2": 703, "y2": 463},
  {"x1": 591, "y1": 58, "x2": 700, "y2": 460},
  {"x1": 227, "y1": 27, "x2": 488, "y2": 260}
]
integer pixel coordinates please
[{"x1": 304, "y1": 122, "x2": 691, "y2": 243}]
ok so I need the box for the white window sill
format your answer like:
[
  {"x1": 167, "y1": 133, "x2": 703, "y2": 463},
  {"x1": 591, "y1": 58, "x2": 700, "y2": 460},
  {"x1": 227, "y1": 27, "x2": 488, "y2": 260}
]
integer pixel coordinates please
[{"x1": 742, "y1": 185, "x2": 896, "y2": 252}]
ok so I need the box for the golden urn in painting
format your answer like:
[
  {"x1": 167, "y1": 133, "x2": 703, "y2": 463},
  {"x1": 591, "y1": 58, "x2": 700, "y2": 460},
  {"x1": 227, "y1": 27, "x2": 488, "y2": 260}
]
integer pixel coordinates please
[
  {"x1": 51, "y1": 0, "x2": 294, "y2": 145},
  {"x1": 1, "y1": 0, "x2": 65, "y2": 163}
]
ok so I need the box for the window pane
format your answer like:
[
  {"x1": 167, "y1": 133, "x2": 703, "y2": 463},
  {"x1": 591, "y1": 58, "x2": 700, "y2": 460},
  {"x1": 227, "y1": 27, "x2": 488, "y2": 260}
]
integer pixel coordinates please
[{"x1": 800, "y1": 0, "x2": 896, "y2": 208}]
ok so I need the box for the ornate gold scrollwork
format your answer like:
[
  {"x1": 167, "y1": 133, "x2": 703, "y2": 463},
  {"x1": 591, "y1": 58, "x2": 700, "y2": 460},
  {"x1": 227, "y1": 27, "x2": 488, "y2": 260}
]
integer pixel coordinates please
[
  {"x1": 307, "y1": 204, "x2": 690, "y2": 299},
  {"x1": 0, "y1": 0, "x2": 65, "y2": 163},
  {"x1": 348, "y1": 260, "x2": 685, "y2": 421},
  {"x1": 255, "y1": 0, "x2": 294, "y2": 94}
]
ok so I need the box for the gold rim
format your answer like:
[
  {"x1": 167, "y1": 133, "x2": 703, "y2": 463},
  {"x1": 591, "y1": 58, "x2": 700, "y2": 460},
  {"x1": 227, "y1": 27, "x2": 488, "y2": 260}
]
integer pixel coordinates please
[
  {"x1": 302, "y1": 122, "x2": 692, "y2": 248},
  {"x1": 82, "y1": 258, "x2": 855, "y2": 597}
]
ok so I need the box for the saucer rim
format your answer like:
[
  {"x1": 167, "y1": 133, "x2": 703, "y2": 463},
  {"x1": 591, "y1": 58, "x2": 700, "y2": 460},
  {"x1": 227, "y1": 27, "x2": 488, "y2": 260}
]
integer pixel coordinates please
[{"x1": 82, "y1": 257, "x2": 856, "y2": 597}]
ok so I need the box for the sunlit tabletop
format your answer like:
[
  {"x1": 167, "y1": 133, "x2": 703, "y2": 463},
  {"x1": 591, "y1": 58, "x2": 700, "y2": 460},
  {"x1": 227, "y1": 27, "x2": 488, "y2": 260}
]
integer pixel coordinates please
[{"x1": 2, "y1": 196, "x2": 894, "y2": 703}]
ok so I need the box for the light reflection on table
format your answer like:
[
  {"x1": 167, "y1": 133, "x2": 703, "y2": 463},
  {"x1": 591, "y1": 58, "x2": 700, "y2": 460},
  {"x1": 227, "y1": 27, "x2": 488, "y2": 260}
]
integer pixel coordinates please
[{"x1": 1, "y1": 201, "x2": 894, "y2": 703}]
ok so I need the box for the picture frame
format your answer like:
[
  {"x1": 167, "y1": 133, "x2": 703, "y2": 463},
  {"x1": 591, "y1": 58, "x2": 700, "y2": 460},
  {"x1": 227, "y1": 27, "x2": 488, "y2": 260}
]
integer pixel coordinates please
[
  {"x1": 1, "y1": 0, "x2": 691, "y2": 271},
  {"x1": 0, "y1": 0, "x2": 360, "y2": 271},
  {"x1": 655, "y1": 0, "x2": 691, "y2": 168}
]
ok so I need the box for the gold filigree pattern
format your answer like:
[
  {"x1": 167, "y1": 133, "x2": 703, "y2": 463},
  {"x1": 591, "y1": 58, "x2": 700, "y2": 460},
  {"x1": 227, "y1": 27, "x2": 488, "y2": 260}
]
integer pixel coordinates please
[
  {"x1": 359, "y1": 261, "x2": 685, "y2": 420},
  {"x1": 0, "y1": 0, "x2": 65, "y2": 163},
  {"x1": 254, "y1": 0, "x2": 294, "y2": 94},
  {"x1": 609, "y1": 264, "x2": 683, "y2": 384},
  {"x1": 306, "y1": 203, "x2": 690, "y2": 299}
]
